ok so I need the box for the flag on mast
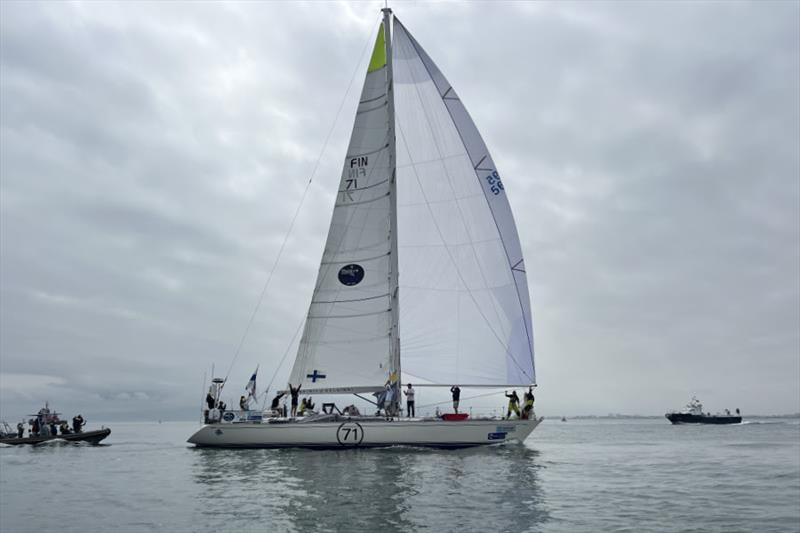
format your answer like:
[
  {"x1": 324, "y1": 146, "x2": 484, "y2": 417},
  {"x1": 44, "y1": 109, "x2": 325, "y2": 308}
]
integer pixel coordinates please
[{"x1": 245, "y1": 366, "x2": 258, "y2": 401}]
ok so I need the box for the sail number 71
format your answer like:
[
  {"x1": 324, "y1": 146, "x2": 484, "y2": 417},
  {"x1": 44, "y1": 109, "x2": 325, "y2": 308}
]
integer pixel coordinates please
[
  {"x1": 485, "y1": 171, "x2": 504, "y2": 195},
  {"x1": 336, "y1": 422, "x2": 365, "y2": 446}
]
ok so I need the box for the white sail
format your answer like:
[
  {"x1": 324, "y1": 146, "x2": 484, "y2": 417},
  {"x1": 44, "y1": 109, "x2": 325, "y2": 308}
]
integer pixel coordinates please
[
  {"x1": 288, "y1": 23, "x2": 396, "y2": 393},
  {"x1": 392, "y1": 19, "x2": 535, "y2": 386}
]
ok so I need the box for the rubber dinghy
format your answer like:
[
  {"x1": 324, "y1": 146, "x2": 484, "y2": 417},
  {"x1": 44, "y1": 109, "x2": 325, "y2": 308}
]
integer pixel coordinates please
[{"x1": 1, "y1": 428, "x2": 111, "y2": 446}]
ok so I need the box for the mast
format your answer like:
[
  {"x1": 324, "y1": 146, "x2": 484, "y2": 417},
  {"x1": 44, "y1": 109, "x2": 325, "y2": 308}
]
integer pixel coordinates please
[{"x1": 383, "y1": 7, "x2": 401, "y2": 394}]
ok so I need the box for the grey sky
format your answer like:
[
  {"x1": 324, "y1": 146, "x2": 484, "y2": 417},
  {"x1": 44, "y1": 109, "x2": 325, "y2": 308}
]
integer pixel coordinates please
[{"x1": 1, "y1": 1, "x2": 798, "y2": 420}]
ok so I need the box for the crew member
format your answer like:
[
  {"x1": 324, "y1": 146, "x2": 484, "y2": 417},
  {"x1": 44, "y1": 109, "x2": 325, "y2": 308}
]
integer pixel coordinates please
[
  {"x1": 206, "y1": 388, "x2": 215, "y2": 409},
  {"x1": 288, "y1": 383, "x2": 302, "y2": 417},
  {"x1": 270, "y1": 391, "x2": 286, "y2": 416},
  {"x1": 521, "y1": 387, "x2": 535, "y2": 419},
  {"x1": 505, "y1": 390, "x2": 521, "y2": 419},
  {"x1": 450, "y1": 385, "x2": 461, "y2": 414},
  {"x1": 404, "y1": 383, "x2": 416, "y2": 417},
  {"x1": 72, "y1": 414, "x2": 85, "y2": 433}
]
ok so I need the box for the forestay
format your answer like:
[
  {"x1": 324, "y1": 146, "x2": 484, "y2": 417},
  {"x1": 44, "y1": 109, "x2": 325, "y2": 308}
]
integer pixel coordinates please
[
  {"x1": 392, "y1": 19, "x2": 536, "y2": 386},
  {"x1": 289, "y1": 25, "x2": 395, "y2": 393}
]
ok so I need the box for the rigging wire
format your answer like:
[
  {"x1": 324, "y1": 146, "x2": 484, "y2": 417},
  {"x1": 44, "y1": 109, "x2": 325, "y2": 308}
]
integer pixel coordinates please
[
  {"x1": 415, "y1": 390, "x2": 505, "y2": 410},
  {"x1": 261, "y1": 315, "x2": 306, "y2": 407},
  {"x1": 222, "y1": 15, "x2": 382, "y2": 385}
]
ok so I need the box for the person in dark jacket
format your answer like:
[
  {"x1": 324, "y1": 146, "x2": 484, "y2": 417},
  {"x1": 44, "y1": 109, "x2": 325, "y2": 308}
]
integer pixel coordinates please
[
  {"x1": 521, "y1": 387, "x2": 535, "y2": 419},
  {"x1": 288, "y1": 384, "x2": 302, "y2": 417},
  {"x1": 450, "y1": 385, "x2": 461, "y2": 414},
  {"x1": 72, "y1": 414, "x2": 84, "y2": 433},
  {"x1": 270, "y1": 391, "x2": 286, "y2": 416}
]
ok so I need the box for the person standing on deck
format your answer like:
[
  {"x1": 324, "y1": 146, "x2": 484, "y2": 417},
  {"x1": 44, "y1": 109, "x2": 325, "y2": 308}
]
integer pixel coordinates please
[
  {"x1": 206, "y1": 388, "x2": 215, "y2": 410},
  {"x1": 239, "y1": 395, "x2": 249, "y2": 411},
  {"x1": 288, "y1": 383, "x2": 302, "y2": 417},
  {"x1": 16, "y1": 422, "x2": 23, "y2": 438},
  {"x1": 521, "y1": 387, "x2": 535, "y2": 419},
  {"x1": 505, "y1": 391, "x2": 521, "y2": 419},
  {"x1": 450, "y1": 385, "x2": 461, "y2": 414},
  {"x1": 72, "y1": 414, "x2": 85, "y2": 433},
  {"x1": 404, "y1": 384, "x2": 416, "y2": 417},
  {"x1": 270, "y1": 391, "x2": 286, "y2": 416}
]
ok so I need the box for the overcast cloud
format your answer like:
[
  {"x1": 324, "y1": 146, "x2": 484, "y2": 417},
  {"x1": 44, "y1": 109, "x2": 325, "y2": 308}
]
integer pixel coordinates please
[{"x1": 1, "y1": 1, "x2": 798, "y2": 420}]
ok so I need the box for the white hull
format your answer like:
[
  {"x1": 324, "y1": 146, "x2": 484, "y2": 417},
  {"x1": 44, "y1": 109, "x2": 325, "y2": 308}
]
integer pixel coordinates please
[{"x1": 187, "y1": 416, "x2": 543, "y2": 449}]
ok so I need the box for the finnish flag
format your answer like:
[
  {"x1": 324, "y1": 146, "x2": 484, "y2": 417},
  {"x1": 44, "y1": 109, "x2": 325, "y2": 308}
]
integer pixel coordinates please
[{"x1": 245, "y1": 366, "x2": 258, "y2": 400}]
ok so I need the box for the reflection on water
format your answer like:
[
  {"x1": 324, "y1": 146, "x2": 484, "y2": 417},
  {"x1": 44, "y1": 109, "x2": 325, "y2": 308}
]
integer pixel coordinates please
[
  {"x1": 190, "y1": 445, "x2": 549, "y2": 532},
  {"x1": 8, "y1": 420, "x2": 796, "y2": 532}
]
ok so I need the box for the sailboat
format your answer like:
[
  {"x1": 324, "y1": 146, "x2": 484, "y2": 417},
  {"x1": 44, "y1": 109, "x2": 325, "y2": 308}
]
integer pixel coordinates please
[{"x1": 188, "y1": 8, "x2": 542, "y2": 449}]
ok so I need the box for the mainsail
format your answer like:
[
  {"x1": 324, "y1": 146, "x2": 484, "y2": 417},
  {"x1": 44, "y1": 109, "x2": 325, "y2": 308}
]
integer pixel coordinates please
[
  {"x1": 289, "y1": 14, "x2": 535, "y2": 393},
  {"x1": 289, "y1": 21, "x2": 396, "y2": 393}
]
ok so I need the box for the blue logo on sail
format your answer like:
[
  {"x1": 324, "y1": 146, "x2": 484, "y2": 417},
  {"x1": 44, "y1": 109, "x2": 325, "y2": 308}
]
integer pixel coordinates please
[{"x1": 338, "y1": 264, "x2": 364, "y2": 286}]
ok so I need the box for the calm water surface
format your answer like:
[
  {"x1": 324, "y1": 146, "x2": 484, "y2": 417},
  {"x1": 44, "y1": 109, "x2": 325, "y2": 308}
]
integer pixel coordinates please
[{"x1": 1, "y1": 418, "x2": 798, "y2": 532}]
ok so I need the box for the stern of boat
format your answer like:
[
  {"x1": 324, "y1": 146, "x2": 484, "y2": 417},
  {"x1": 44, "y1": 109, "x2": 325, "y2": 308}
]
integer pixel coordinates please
[{"x1": 187, "y1": 425, "x2": 216, "y2": 447}]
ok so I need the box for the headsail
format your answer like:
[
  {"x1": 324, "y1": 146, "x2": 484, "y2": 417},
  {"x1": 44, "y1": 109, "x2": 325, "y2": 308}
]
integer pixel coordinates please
[
  {"x1": 392, "y1": 18, "x2": 535, "y2": 386},
  {"x1": 288, "y1": 21, "x2": 397, "y2": 393}
]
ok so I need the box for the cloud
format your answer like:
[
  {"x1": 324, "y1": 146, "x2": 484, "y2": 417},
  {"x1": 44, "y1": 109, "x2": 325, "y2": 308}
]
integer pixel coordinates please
[{"x1": 1, "y1": 1, "x2": 797, "y2": 419}]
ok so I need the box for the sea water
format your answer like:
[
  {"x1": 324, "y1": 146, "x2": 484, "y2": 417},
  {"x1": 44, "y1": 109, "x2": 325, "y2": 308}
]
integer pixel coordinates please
[{"x1": 1, "y1": 418, "x2": 798, "y2": 532}]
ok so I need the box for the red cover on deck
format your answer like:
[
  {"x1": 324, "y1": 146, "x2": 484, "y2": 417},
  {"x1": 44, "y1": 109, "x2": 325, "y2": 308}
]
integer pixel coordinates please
[{"x1": 441, "y1": 413, "x2": 469, "y2": 421}]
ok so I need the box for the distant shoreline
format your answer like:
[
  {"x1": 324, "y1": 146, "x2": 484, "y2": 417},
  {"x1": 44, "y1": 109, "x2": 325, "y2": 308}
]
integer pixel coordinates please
[{"x1": 553, "y1": 414, "x2": 800, "y2": 420}]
